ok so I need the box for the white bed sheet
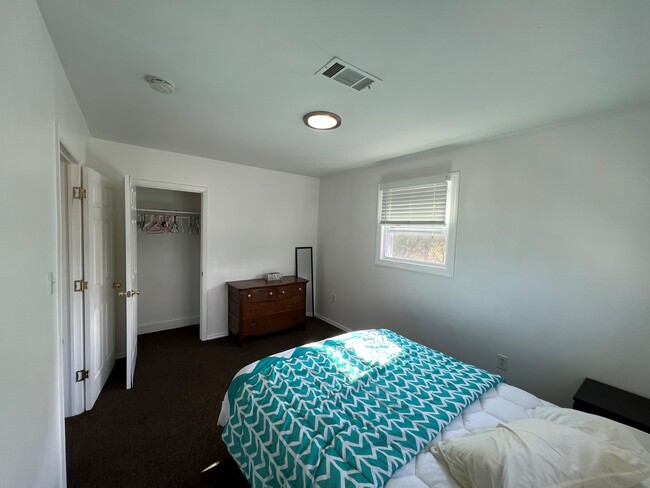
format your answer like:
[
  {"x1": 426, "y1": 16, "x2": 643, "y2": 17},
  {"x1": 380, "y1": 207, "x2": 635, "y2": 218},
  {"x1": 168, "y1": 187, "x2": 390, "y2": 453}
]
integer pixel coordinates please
[{"x1": 218, "y1": 333, "x2": 650, "y2": 487}]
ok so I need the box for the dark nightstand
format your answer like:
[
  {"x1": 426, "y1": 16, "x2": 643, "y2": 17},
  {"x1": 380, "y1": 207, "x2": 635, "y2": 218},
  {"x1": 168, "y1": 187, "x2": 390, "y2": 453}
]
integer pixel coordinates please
[{"x1": 573, "y1": 378, "x2": 650, "y2": 434}]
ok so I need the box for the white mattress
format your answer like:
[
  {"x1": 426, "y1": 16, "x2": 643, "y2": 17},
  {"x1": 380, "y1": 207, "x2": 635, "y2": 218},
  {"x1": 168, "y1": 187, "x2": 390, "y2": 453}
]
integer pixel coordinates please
[
  {"x1": 218, "y1": 333, "x2": 650, "y2": 487},
  {"x1": 385, "y1": 382, "x2": 553, "y2": 488}
]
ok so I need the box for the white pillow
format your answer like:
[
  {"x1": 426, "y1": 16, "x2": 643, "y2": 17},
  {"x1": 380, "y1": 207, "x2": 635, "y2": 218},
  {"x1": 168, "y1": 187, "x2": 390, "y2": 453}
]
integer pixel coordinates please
[{"x1": 431, "y1": 407, "x2": 650, "y2": 488}]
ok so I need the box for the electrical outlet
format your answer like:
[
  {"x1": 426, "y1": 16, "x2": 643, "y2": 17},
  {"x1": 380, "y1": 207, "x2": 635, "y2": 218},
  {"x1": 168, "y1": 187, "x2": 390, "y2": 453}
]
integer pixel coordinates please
[
  {"x1": 497, "y1": 354, "x2": 508, "y2": 371},
  {"x1": 331, "y1": 293, "x2": 336, "y2": 303}
]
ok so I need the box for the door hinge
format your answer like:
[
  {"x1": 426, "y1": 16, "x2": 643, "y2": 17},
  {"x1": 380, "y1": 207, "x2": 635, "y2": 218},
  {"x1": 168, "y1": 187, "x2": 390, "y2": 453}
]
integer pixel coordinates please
[
  {"x1": 72, "y1": 186, "x2": 87, "y2": 199},
  {"x1": 73, "y1": 280, "x2": 88, "y2": 292},
  {"x1": 75, "y1": 370, "x2": 89, "y2": 382}
]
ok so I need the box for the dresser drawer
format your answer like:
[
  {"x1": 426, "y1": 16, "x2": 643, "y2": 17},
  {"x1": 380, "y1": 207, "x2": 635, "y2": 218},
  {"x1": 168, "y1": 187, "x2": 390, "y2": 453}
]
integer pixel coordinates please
[
  {"x1": 243, "y1": 310, "x2": 304, "y2": 335},
  {"x1": 242, "y1": 296, "x2": 304, "y2": 319},
  {"x1": 241, "y1": 287, "x2": 279, "y2": 303},
  {"x1": 278, "y1": 283, "x2": 306, "y2": 299}
]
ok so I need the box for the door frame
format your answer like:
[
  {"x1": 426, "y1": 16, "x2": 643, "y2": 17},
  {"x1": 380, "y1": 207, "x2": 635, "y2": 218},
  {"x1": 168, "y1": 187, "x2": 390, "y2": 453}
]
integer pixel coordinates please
[
  {"x1": 59, "y1": 146, "x2": 85, "y2": 417},
  {"x1": 130, "y1": 178, "x2": 208, "y2": 341},
  {"x1": 55, "y1": 134, "x2": 86, "y2": 487}
]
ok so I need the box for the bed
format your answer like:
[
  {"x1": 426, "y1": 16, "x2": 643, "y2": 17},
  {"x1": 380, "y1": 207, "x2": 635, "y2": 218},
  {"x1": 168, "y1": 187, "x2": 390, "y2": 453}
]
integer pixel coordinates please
[{"x1": 218, "y1": 329, "x2": 650, "y2": 487}]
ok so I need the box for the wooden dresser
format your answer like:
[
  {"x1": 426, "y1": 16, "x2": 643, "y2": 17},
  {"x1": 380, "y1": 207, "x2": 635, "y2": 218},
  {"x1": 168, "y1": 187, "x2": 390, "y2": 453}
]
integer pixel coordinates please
[{"x1": 227, "y1": 276, "x2": 308, "y2": 344}]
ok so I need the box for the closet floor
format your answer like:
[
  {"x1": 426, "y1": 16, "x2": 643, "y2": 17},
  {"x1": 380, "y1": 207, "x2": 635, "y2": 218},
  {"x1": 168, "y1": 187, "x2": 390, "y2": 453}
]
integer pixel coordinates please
[{"x1": 65, "y1": 318, "x2": 340, "y2": 488}]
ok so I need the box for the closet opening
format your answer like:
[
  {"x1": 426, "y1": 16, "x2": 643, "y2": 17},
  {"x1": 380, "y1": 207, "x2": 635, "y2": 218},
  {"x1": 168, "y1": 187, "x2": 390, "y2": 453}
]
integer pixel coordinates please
[{"x1": 135, "y1": 187, "x2": 203, "y2": 339}]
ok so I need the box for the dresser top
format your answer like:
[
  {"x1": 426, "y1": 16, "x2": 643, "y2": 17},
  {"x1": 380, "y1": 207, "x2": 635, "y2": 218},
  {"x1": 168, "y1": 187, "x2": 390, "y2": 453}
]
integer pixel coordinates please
[{"x1": 227, "y1": 275, "x2": 308, "y2": 290}]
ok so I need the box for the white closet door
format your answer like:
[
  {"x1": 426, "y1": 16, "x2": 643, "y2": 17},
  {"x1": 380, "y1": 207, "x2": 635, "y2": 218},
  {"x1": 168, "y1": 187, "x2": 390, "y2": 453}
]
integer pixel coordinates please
[
  {"x1": 82, "y1": 167, "x2": 116, "y2": 409},
  {"x1": 124, "y1": 175, "x2": 138, "y2": 389}
]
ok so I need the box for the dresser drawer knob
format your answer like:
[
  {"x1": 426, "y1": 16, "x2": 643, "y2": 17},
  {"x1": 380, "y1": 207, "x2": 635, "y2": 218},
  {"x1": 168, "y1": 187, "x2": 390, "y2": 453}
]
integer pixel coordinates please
[
  {"x1": 281, "y1": 290, "x2": 285, "y2": 294},
  {"x1": 298, "y1": 287, "x2": 302, "y2": 291},
  {"x1": 269, "y1": 291, "x2": 273, "y2": 296},
  {"x1": 247, "y1": 293, "x2": 252, "y2": 298}
]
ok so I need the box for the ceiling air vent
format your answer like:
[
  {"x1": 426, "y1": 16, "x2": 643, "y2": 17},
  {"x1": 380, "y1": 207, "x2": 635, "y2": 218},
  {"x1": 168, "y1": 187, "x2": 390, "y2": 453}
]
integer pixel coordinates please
[{"x1": 316, "y1": 57, "x2": 381, "y2": 92}]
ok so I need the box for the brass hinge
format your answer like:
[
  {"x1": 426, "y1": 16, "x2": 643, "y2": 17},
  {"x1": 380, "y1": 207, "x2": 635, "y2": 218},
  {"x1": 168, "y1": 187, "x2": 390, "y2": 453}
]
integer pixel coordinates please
[
  {"x1": 73, "y1": 280, "x2": 88, "y2": 292},
  {"x1": 75, "y1": 370, "x2": 89, "y2": 382},
  {"x1": 72, "y1": 186, "x2": 87, "y2": 199}
]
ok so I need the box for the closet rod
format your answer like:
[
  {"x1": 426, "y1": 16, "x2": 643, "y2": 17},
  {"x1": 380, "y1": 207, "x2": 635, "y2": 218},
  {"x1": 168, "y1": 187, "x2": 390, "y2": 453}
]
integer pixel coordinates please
[{"x1": 137, "y1": 208, "x2": 200, "y2": 216}]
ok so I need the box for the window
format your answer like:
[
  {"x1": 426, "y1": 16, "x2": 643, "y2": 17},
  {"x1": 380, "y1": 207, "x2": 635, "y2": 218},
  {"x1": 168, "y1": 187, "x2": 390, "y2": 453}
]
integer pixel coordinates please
[{"x1": 376, "y1": 172, "x2": 459, "y2": 277}]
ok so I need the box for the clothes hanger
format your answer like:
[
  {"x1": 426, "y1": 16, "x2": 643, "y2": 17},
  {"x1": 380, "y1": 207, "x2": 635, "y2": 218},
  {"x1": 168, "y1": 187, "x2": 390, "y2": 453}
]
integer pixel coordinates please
[{"x1": 147, "y1": 214, "x2": 164, "y2": 234}]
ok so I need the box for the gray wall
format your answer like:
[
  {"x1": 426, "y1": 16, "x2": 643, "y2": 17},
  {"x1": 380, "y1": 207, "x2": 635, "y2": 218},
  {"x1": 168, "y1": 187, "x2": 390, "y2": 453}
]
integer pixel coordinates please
[
  {"x1": 316, "y1": 106, "x2": 650, "y2": 407},
  {"x1": 0, "y1": 0, "x2": 90, "y2": 485},
  {"x1": 86, "y1": 138, "x2": 320, "y2": 355}
]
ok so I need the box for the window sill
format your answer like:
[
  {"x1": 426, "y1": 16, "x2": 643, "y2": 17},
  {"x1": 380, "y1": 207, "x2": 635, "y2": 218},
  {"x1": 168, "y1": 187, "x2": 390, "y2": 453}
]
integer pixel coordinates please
[{"x1": 375, "y1": 258, "x2": 454, "y2": 277}]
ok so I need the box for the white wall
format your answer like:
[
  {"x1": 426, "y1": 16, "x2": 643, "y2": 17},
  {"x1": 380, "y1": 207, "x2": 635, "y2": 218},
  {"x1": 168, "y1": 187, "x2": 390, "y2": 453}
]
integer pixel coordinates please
[
  {"x1": 136, "y1": 189, "x2": 201, "y2": 334},
  {"x1": 0, "y1": 0, "x2": 90, "y2": 486},
  {"x1": 86, "y1": 139, "x2": 319, "y2": 354},
  {"x1": 317, "y1": 106, "x2": 650, "y2": 407}
]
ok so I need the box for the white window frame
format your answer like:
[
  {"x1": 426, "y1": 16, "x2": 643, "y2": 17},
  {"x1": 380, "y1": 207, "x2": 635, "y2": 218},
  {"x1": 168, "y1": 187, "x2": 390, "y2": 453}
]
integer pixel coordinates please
[{"x1": 375, "y1": 171, "x2": 460, "y2": 277}]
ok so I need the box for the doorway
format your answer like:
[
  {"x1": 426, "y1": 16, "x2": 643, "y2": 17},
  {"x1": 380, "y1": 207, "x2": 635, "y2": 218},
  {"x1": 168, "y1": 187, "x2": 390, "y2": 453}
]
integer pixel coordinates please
[
  {"x1": 136, "y1": 188, "x2": 202, "y2": 336},
  {"x1": 123, "y1": 178, "x2": 208, "y2": 390}
]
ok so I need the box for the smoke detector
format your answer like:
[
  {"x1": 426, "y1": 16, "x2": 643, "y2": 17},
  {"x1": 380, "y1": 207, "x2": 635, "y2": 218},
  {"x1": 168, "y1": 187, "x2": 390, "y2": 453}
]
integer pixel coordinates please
[
  {"x1": 144, "y1": 75, "x2": 175, "y2": 94},
  {"x1": 316, "y1": 57, "x2": 381, "y2": 92}
]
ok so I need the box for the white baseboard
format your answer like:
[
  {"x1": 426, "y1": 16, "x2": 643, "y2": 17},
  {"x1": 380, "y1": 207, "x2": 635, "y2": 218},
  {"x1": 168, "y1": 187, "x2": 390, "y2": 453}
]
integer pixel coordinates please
[
  {"x1": 137, "y1": 316, "x2": 199, "y2": 335},
  {"x1": 205, "y1": 331, "x2": 229, "y2": 341},
  {"x1": 315, "y1": 313, "x2": 353, "y2": 332},
  {"x1": 115, "y1": 351, "x2": 125, "y2": 360}
]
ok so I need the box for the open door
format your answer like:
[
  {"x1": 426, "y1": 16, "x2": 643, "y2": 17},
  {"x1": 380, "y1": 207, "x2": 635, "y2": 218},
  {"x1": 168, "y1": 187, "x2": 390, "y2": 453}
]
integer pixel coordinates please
[
  {"x1": 124, "y1": 175, "x2": 138, "y2": 389},
  {"x1": 82, "y1": 167, "x2": 116, "y2": 409}
]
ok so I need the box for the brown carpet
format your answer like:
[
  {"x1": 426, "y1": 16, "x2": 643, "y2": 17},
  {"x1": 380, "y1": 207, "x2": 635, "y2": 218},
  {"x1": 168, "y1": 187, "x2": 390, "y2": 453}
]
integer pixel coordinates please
[{"x1": 65, "y1": 318, "x2": 341, "y2": 488}]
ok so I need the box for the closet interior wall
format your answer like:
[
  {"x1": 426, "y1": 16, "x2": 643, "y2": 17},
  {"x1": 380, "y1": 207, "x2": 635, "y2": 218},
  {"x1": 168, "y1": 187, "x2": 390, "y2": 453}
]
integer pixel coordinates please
[{"x1": 136, "y1": 188, "x2": 201, "y2": 335}]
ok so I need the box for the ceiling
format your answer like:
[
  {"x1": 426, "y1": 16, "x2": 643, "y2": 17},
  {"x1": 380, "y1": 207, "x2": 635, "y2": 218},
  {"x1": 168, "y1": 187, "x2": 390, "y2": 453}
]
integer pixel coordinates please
[{"x1": 38, "y1": 0, "x2": 650, "y2": 177}]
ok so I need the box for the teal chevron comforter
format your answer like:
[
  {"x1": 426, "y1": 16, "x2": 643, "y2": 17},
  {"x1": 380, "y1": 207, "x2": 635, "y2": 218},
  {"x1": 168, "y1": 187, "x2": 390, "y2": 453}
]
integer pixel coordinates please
[{"x1": 222, "y1": 329, "x2": 502, "y2": 488}]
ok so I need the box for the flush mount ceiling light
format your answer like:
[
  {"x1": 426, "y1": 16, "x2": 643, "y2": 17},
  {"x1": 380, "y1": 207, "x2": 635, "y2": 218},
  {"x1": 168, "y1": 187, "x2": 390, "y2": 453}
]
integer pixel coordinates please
[
  {"x1": 303, "y1": 111, "x2": 342, "y2": 130},
  {"x1": 144, "y1": 75, "x2": 175, "y2": 94}
]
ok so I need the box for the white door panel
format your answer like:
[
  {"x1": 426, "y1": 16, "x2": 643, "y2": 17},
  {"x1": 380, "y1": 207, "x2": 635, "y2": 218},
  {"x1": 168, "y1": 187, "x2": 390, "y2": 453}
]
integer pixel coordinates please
[
  {"x1": 124, "y1": 176, "x2": 138, "y2": 389},
  {"x1": 83, "y1": 167, "x2": 116, "y2": 409}
]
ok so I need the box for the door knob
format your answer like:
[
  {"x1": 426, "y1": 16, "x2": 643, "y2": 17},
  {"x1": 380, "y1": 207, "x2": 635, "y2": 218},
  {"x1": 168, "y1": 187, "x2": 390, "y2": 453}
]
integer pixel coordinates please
[
  {"x1": 113, "y1": 282, "x2": 122, "y2": 289},
  {"x1": 119, "y1": 290, "x2": 133, "y2": 298}
]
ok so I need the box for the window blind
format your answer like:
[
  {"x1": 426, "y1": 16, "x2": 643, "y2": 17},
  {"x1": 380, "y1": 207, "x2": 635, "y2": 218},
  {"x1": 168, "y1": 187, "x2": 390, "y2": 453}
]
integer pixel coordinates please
[{"x1": 380, "y1": 179, "x2": 448, "y2": 225}]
